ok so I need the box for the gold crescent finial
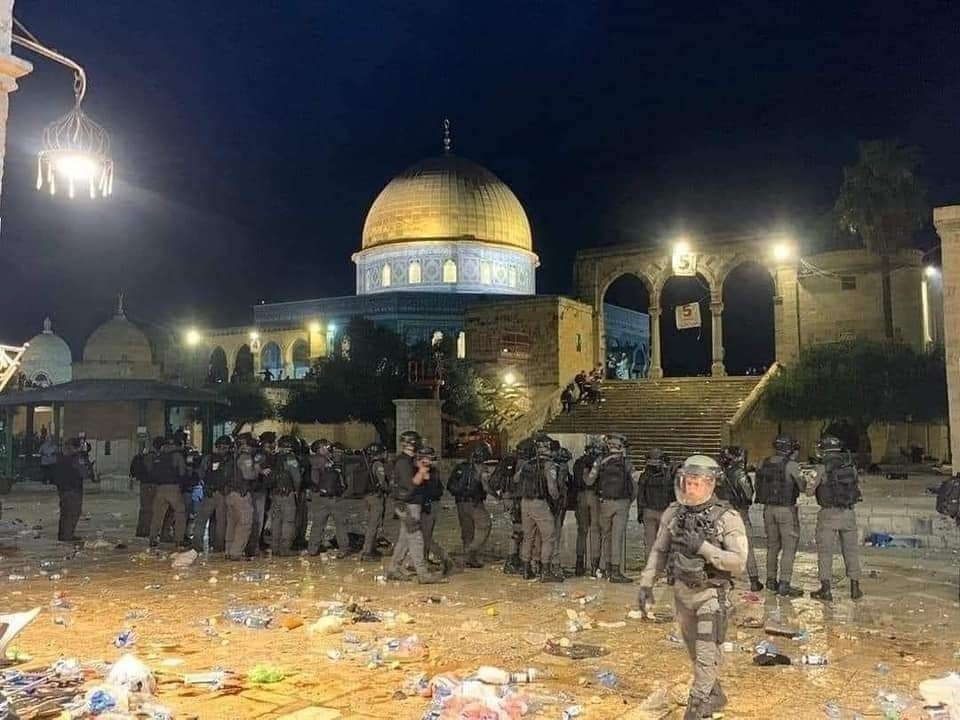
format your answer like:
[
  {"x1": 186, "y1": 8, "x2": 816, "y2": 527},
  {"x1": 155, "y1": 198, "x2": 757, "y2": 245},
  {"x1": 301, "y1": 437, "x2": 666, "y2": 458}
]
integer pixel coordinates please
[{"x1": 443, "y1": 118, "x2": 452, "y2": 155}]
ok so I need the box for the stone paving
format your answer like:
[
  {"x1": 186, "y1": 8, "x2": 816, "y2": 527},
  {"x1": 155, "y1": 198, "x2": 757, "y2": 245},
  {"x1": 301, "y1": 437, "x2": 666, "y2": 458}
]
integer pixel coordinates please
[{"x1": 0, "y1": 477, "x2": 958, "y2": 719}]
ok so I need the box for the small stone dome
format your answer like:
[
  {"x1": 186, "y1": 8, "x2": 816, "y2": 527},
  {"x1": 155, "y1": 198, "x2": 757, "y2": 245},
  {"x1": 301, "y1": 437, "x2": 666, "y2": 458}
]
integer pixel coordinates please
[
  {"x1": 21, "y1": 318, "x2": 72, "y2": 386},
  {"x1": 83, "y1": 307, "x2": 153, "y2": 365}
]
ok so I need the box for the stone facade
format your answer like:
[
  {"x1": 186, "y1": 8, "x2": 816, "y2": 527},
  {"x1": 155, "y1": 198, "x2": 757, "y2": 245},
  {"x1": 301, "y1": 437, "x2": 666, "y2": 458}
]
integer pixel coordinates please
[
  {"x1": 393, "y1": 398, "x2": 443, "y2": 455},
  {"x1": 933, "y1": 205, "x2": 960, "y2": 465}
]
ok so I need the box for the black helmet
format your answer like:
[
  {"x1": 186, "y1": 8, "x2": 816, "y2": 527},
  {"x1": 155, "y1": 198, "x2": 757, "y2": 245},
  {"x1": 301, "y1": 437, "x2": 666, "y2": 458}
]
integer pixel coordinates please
[
  {"x1": 718, "y1": 445, "x2": 745, "y2": 469},
  {"x1": 534, "y1": 432, "x2": 553, "y2": 457},
  {"x1": 585, "y1": 436, "x2": 604, "y2": 456},
  {"x1": 774, "y1": 435, "x2": 798, "y2": 456},
  {"x1": 152, "y1": 437, "x2": 165, "y2": 451},
  {"x1": 331, "y1": 442, "x2": 346, "y2": 455},
  {"x1": 364, "y1": 442, "x2": 387, "y2": 459},
  {"x1": 215, "y1": 435, "x2": 234, "y2": 450},
  {"x1": 816, "y1": 435, "x2": 842, "y2": 456},
  {"x1": 467, "y1": 441, "x2": 493, "y2": 464},
  {"x1": 310, "y1": 438, "x2": 332, "y2": 454},
  {"x1": 416, "y1": 445, "x2": 437, "y2": 461},
  {"x1": 645, "y1": 447, "x2": 666, "y2": 467},
  {"x1": 399, "y1": 430, "x2": 422, "y2": 452},
  {"x1": 278, "y1": 435, "x2": 296, "y2": 451},
  {"x1": 605, "y1": 433, "x2": 627, "y2": 454},
  {"x1": 555, "y1": 446, "x2": 572, "y2": 463},
  {"x1": 516, "y1": 437, "x2": 536, "y2": 461},
  {"x1": 236, "y1": 432, "x2": 256, "y2": 450},
  {"x1": 66, "y1": 436, "x2": 82, "y2": 450},
  {"x1": 260, "y1": 431, "x2": 277, "y2": 446}
]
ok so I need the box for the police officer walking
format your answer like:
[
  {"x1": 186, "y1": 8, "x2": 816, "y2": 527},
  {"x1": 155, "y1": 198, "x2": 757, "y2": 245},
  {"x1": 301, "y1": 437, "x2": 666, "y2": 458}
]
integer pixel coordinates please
[
  {"x1": 808, "y1": 435, "x2": 863, "y2": 602},
  {"x1": 53, "y1": 437, "x2": 84, "y2": 542},
  {"x1": 636, "y1": 448, "x2": 675, "y2": 563},
  {"x1": 359, "y1": 442, "x2": 390, "y2": 561},
  {"x1": 717, "y1": 446, "x2": 764, "y2": 591},
  {"x1": 572, "y1": 439, "x2": 602, "y2": 576},
  {"x1": 192, "y1": 435, "x2": 231, "y2": 553},
  {"x1": 224, "y1": 433, "x2": 259, "y2": 560},
  {"x1": 386, "y1": 431, "x2": 445, "y2": 584},
  {"x1": 267, "y1": 436, "x2": 301, "y2": 556},
  {"x1": 637, "y1": 455, "x2": 748, "y2": 720},
  {"x1": 516, "y1": 433, "x2": 563, "y2": 583},
  {"x1": 416, "y1": 445, "x2": 453, "y2": 575},
  {"x1": 133, "y1": 439, "x2": 161, "y2": 538},
  {"x1": 246, "y1": 432, "x2": 273, "y2": 558},
  {"x1": 587, "y1": 433, "x2": 635, "y2": 583},
  {"x1": 307, "y1": 439, "x2": 350, "y2": 557},
  {"x1": 755, "y1": 435, "x2": 806, "y2": 597},
  {"x1": 448, "y1": 442, "x2": 494, "y2": 568},
  {"x1": 489, "y1": 444, "x2": 526, "y2": 575},
  {"x1": 149, "y1": 436, "x2": 189, "y2": 549}
]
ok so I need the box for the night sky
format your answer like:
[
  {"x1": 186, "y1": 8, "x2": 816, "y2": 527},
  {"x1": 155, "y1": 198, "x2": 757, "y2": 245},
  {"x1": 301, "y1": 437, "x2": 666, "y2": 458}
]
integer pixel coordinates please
[{"x1": 2, "y1": 1, "x2": 958, "y2": 360}]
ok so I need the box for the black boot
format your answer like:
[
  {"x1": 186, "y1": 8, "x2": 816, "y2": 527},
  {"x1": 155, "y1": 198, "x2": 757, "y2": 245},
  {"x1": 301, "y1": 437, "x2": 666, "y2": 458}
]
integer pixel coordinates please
[
  {"x1": 574, "y1": 557, "x2": 586, "y2": 577},
  {"x1": 850, "y1": 580, "x2": 863, "y2": 600},
  {"x1": 464, "y1": 551, "x2": 484, "y2": 569},
  {"x1": 810, "y1": 581, "x2": 833, "y2": 602},
  {"x1": 540, "y1": 565, "x2": 564, "y2": 583},
  {"x1": 683, "y1": 694, "x2": 710, "y2": 720},
  {"x1": 503, "y1": 554, "x2": 523, "y2": 575},
  {"x1": 607, "y1": 563, "x2": 634, "y2": 584},
  {"x1": 707, "y1": 682, "x2": 728, "y2": 714},
  {"x1": 765, "y1": 577, "x2": 778, "y2": 592},
  {"x1": 590, "y1": 560, "x2": 601, "y2": 578},
  {"x1": 523, "y1": 562, "x2": 536, "y2": 580},
  {"x1": 749, "y1": 576, "x2": 764, "y2": 592},
  {"x1": 777, "y1": 580, "x2": 803, "y2": 598}
]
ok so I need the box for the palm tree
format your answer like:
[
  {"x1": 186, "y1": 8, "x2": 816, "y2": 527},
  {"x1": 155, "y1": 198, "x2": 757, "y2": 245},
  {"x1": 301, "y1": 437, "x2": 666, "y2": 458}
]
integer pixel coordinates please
[{"x1": 836, "y1": 140, "x2": 928, "y2": 339}]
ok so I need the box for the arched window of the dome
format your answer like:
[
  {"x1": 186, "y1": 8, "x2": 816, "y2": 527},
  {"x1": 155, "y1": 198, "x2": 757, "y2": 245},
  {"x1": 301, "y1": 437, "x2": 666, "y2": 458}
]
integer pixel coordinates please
[
  {"x1": 381, "y1": 264, "x2": 392, "y2": 288},
  {"x1": 480, "y1": 261, "x2": 492, "y2": 285},
  {"x1": 443, "y1": 259, "x2": 457, "y2": 283},
  {"x1": 408, "y1": 261, "x2": 422, "y2": 284},
  {"x1": 456, "y1": 331, "x2": 466, "y2": 359},
  {"x1": 508, "y1": 266, "x2": 518, "y2": 288}
]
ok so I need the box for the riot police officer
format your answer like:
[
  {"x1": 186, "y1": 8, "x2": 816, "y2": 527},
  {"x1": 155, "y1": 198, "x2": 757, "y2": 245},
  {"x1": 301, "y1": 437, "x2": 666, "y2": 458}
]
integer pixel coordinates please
[
  {"x1": 755, "y1": 435, "x2": 806, "y2": 597},
  {"x1": 224, "y1": 433, "x2": 259, "y2": 560},
  {"x1": 53, "y1": 437, "x2": 84, "y2": 542},
  {"x1": 359, "y1": 442, "x2": 390, "y2": 561},
  {"x1": 135, "y1": 438, "x2": 162, "y2": 538},
  {"x1": 417, "y1": 445, "x2": 453, "y2": 575},
  {"x1": 448, "y1": 442, "x2": 494, "y2": 568},
  {"x1": 637, "y1": 455, "x2": 748, "y2": 720},
  {"x1": 192, "y1": 435, "x2": 231, "y2": 553},
  {"x1": 488, "y1": 443, "x2": 526, "y2": 575},
  {"x1": 572, "y1": 438, "x2": 602, "y2": 576},
  {"x1": 386, "y1": 431, "x2": 445, "y2": 584},
  {"x1": 717, "y1": 446, "x2": 763, "y2": 591},
  {"x1": 307, "y1": 439, "x2": 350, "y2": 557},
  {"x1": 267, "y1": 436, "x2": 301, "y2": 556},
  {"x1": 808, "y1": 435, "x2": 863, "y2": 602},
  {"x1": 587, "y1": 433, "x2": 636, "y2": 583},
  {"x1": 244, "y1": 432, "x2": 274, "y2": 557},
  {"x1": 636, "y1": 448, "x2": 675, "y2": 563},
  {"x1": 516, "y1": 433, "x2": 563, "y2": 583},
  {"x1": 149, "y1": 436, "x2": 189, "y2": 549}
]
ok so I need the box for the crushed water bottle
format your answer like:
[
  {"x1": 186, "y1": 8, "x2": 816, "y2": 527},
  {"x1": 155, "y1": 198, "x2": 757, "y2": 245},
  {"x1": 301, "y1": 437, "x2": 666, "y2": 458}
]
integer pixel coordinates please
[
  {"x1": 596, "y1": 670, "x2": 618, "y2": 689},
  {"x1": 824, "y1": 701, "x2": 841, "y2": 719}
]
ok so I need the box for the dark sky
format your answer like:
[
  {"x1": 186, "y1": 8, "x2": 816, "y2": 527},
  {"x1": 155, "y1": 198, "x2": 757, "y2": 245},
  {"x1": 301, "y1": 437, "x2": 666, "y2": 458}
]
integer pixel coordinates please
[{"x1": 2, "y1": 1, "x2": 958, "y2": 354}]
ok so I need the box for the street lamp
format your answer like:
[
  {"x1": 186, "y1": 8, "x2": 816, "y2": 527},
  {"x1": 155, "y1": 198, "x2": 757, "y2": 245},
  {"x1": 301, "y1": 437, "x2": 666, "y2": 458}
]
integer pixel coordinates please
[
  {"x1": 185, "y1": 329, "x2": 201, "y2": 347},
  {"x1": 309, "y1": 321, "x2": 321, "y2": 334},
  {"x1": 503, "y1": 371, "x2": 517, "y2": 386},
  {"x1": 925, "y1": 265, "x2": 938, "y2": 278},
  {"x1": 12, "y1": 19, "x2": 114, "y2": 199},
  {"x1": 772, "y1": 242, "x2": 793, "y2": 262}
]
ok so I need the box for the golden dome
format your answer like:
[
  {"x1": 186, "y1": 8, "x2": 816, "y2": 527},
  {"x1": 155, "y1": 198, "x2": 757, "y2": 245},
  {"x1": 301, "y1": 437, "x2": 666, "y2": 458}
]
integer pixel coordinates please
[{"x1": 361, "y1": 155, "x2": 532, "y2": 252}]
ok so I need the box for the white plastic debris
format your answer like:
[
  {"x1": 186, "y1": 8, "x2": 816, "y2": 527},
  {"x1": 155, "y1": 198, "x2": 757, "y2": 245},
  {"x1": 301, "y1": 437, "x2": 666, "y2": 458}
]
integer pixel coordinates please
[{"x1": 106, "y1": 653, "x2": 157, "y2": 695}]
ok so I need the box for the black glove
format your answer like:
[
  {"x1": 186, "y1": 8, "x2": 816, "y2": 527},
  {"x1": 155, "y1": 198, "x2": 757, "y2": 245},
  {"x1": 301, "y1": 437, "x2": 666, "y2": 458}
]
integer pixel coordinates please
[
  {"x1": 637, "y1": 586, "x2": 653, "y2": 613},
  {"x1": 680, "y1": 526, "x2": 706, "y2": 555}
]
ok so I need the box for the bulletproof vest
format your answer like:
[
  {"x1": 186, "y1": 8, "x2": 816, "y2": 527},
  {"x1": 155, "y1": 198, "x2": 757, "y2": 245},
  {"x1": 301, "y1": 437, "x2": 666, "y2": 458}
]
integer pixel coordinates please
[
  {"x1": 571, "y1": 455, "x2": 594, "y2": 493},
  {"x1": 596, "y1": 456, "x2": 632, "y2": 500},
  {"x1": 423, "y1": 472, "x2": 444, "y2": 503},
  {"x1": 815, "y1": 456, "x2": 860, "y2": 508},
  {"x1": 755, "y1": 456, "x2": 798, "y2": 506},
  {"x1": 204, "y1": 454, "x2": 227, "y2": 495},
  {"x1": 313, "y1": 462, "x2": 343, "y2": 497},
  {"x1": 716, "y1": 467, "x2": 752, "y2": 508},
  {"x1": 224, "y1": 452, "x2": 253, "y2": 495},
  {"x1": 153, "y1": 451, "x2": 181, "y2": 485},
  {"x1": 393, "y1": 454, "x2": 424, "y2": 504},
  {"x1": 449, "y1": 463, "x2": 486, "y2": 502},
  {"x1": 271, "y1": 454, "x2": 298, "y2": 495},
  {"x1": 666, "y1": 500, "x2": 732, "y2": 589},
  {"x1": 640, "y1": 466, "x2": 674, "y2": 511},
  {"x1": 520, "y1": 459, "x2": 548, "y2": 499}
]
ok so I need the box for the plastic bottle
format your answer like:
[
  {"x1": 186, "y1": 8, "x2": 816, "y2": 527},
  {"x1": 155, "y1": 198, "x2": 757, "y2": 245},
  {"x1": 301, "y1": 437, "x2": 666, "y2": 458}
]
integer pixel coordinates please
[
  {"x1": 596, "y1": 670, "x2": 618, "y2": 689},
  {"x1": 801, "y1": 654, "x2": 828, "y2": 666},
  {"x1": 475, "y1": 666, "x2": 539, "y2": 684},
  {"x1": 824, "y1": 701, "x2": 841, "y2": 719}
]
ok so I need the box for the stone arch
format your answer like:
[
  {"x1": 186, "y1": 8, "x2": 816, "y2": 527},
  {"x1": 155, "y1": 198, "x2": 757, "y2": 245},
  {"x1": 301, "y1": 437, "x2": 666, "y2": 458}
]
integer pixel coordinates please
[
  {"x1": 716, "y1": 252, "x2": 776, "y2": 292},
  {"x1": 720, "y1": 259, "x2": 776, "y2": 375},
  {"x1": 260, "y1": 341, "x2": 282, "y2": 379},
  {"x1": 208, "y1": 346, "x2": 228, "y2": 384},
  {"x1": 601, "y1": 272, "x2": 653, "y2": 379},
  {"x1": 234, "y1": 344, "x2": 254, "y2": 382},
  {"x1": 290, "y1": 338, "x2": 310, "y2": 379},
  {"x1": 659, "y1": 270, "x2": 714, "y2": 377}
]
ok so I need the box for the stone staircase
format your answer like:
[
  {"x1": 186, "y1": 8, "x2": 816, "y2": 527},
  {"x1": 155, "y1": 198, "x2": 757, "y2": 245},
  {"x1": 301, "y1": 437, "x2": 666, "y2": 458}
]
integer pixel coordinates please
[{"x1": 544, "y1": 376, "x2": 762, "y2": 464}]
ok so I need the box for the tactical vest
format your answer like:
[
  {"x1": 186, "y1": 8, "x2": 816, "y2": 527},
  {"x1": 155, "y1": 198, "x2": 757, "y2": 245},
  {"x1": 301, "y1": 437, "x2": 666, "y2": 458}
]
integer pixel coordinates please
[
  {"x1": 640, "y1": 467, "x2": 674, "y2": 511},
  {"x1": 225, "y1": 452, "x2": 253, "y2": 495},
  {"x1": 271, "y1": 454, "x2": 298, "y2": 496},
  {"x1": 153, "y1": 451, "x2": 180, "y2": 485},
  {"x1": 755, "y1": 457, "x2": 798, "y2": 506},
  {"x1": 520, "y1": 460, "x2": 548, "y2": 500},
  {"x1": 314, "y1": 464, "x2": 343, "y2": 497},
  {"x1": 597, "y1": 456, "x2": 632, "y2": 500},
  {"x1": 204, "y1": 455, "x2": 227, "y2": 496},
  {"x1": 716, "y1": 467, "x2": 751, "y2": 509},
  {"x1": 815, "y1": 457, "x2": 860, "y2": 508},
  {"x1": 666, "y1": 500, "x2": 732, "y2": 589},
  {"x1": 571, "y1": 456, "x2": 594, "y2": 493}
]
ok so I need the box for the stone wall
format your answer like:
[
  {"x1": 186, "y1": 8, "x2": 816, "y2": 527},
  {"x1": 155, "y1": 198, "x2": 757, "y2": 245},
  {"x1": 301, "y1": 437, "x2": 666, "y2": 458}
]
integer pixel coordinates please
[{"x1": 62, "y1": 400, "x2": 166, "y2": 477}]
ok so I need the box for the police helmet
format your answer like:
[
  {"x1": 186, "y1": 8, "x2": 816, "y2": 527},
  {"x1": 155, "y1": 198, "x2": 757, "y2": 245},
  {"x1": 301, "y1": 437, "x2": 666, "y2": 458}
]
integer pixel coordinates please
[
  {"x1": 816, "y1": 435, "x2": 842, "y2": 456},
  {"x1": 278, "y1": 435, "x2": 296, "y2": 451},
  {"x1": 416, "y1": 445, "x2": 437, "y2": 462},
  {"x1": 774, "y1": 435, "x2": 799, "y2": 456},
  {"x1": 260, "y1": 431, "x2": 277, "y2": 447},
  {"x1": 605, "y1": 433, "x2": 627, "y2": 454},
  {"x1": 555, "y1": 446, "x2": 572, "y2": 463},
  {"x1": 236, "y1": 432, "x2": 256, "y2": 449},
  {"x1": 364, "y1": 442, "x2": 387, "y2": 459},
  {"x1": 152, "y1": 437, "x2": 165, "y2": 451},
  {"x1": 330, "y1": 441, "x2": 346, "y2": 456},
  {"x1": 534, "y1": 432, "x2": 553, "y2": 457},
  {"x1": 585, "y1": 436, "x2": 604, "y2": 456},
  {"x1": 718, "y1": 445, "x2": 745, "y2": 469},
  {"x1": 66, "y1": 436, "x2": 82, "y2": 450},
  {"x1": 310, "y1": 438, "x2": 332, "y2": 454},
  {"x1": 467, "y1": 441, "x2": 493, "y2": 464},
  {"x1": 675, "y1": 454, "x2": 721, "y2": 506},
  {"x1": 214, "y1": 435, "x2": 234, "y2": 451},
  {"x1": 516, "y1": 437, "x2": 536, "y2": 461},
  {"x1": 399, "y1": 430, "x2": 422, "y2": 453},
  {"x1": 645, "y1": 447, "x2": 666, "y2": 467}
]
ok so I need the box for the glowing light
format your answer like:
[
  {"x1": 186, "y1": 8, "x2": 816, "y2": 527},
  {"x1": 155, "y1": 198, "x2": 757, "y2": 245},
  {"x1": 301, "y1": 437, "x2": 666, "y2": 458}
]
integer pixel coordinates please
[
  {"x1": 185, "y1": 329, "x2": 201, "y2": 347},
  {"x1": 772, "y1": 243, "x2": 792, "y2": 262},
  {"x1": 309, "y1": 321, "x2": 322, "y2": 334},
  {"x1": 55, "y1": 153, "x2": 97, "y2": 180},
  {"x1": 925, "y1": 265, "x2": 938, "y2": 278},
  {"x1": 673, "y1": 238, "x2": 691, "y2": 256},
  {"x1": 503, "y1": 371, "x2": 517, "y2": 385},
  {"x1": 327, "y1": 324, "x2": 337, "y2": 334},
  {"x1": 249, "y1": 330, "x2": 260, "y2": 341}
]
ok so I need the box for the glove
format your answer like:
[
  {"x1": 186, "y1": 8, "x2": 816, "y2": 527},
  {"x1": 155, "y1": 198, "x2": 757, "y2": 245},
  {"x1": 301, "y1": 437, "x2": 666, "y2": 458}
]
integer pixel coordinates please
[
  {"x1": 637, "y1": 586, "x2": 654, "y2": 614},
  {"x1": 680, "y1": 526, "x2": 706, "y2": 555}
]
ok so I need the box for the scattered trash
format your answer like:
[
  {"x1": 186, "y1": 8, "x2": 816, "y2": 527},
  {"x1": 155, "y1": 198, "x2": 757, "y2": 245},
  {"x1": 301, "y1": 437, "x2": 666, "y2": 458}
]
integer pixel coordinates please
[
  {"x1": 247, "y1": 664, "x2": 285, "y2": 683},
  {"x1": 666, "y1": 633, "x2": 683, "y2": 644},
  {"x1": 755, "y1": 640, "x2": 779, "y2": 655},
  {"x1": 597, "y1": 621, "x2": 626, "y2": 629},
  {"x1": 114, "y1": 629, "x2": 137, "y2": 648},
  {"x1": 544, "y1": 639, "x2": 609, "y2": 659},
  {"x1": 7, "y1": 574, "x2": 25, "y2": 582},
  {"x1": 596, "y1": 670, "x2": 618, "y2": 689},
  {"x1": 639, "y1": 687, "x2": 671, "y2": 712},
  {"x1": 824, "y1": 700, "x2": 841, "y2": 719},
  {"x1": 562, "y1": 705, "x2": 583, "y2": 719},
  {"x1": 0, "y1": 607, "x2": 41, "y2": 656},
  {"x1": 279, "y1": 615, "x2": 304, "y2": 630},
  {"x1": 326, "y1": 649, "x2": 342, "y2": 661},
  {"x1": 485, "y1": 606, "x2": 499, "y2": 617},
  {"x1": 224, "y1": 606, "x2": 273, "y2": 629},
  {"x1": 800, "y1": 654, "x2": 828, "y2": 666},
  {"x1": 183, "y1": 671, "x2": 227, "y2": 686},
  {"x1": 876, "y1": 663, "x2": 891, "y2": 676},
  {"x1": 125, "y1": 609, "x2": 149, "y2": 621},
  {"x1": 236, "y1": 570, "x2": 267, "y2": 582},
  {"x1": 475, "y1": 666, "x2": 539, "y2": 684},
  {"x1": 754, "y1": 651, "x2": 792, "y2": 666},
  {"x1": 917, "y1": 674, "x2": 960, "y2": 717},
  {"x1": 87, "y1": 686, "x2": 119, "y2": 714},
  {"x1": 307, "y1": 616, "x2": 344, "y2": 635},
  {"x1": 765, "y1": 620, "x2": 802, "y2": 638},
  {"x1": 627, "y1": 609, "x2": 645, "y2": 620},
  {"x1": 107, "y1": 653, "x2": 157, "y2": 694},
  {"x1": 143, "y1": 584, "x2": 163, "y2": 591}
]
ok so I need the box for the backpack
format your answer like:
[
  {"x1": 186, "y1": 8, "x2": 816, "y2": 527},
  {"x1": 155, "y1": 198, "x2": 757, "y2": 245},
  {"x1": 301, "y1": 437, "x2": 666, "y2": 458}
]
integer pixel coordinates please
[{"x1": 936, "y1": 476, "x2": 960, "y2": 521}]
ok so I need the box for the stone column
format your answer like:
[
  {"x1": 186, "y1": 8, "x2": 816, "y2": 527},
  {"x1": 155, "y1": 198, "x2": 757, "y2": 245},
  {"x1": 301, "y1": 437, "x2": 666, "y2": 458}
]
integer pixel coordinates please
[
  {"x1": 648, "y1": 305, "x2": 663, "y2": 379},
  {"x1": 0, "y1": 2, "x2": 33, "y2": 197},
  {"x1": 710, "y1": 299, "x2": 726, "y2": 376},
  {"x1": 393, "y1": 398, "x2": 443, "y2": 457},
  {"x1": 773, "y1": 264, "x2": 801, "y2": 365},
  {"x1": 933, "y1": 206, "x2": 960, "y2": 465}
]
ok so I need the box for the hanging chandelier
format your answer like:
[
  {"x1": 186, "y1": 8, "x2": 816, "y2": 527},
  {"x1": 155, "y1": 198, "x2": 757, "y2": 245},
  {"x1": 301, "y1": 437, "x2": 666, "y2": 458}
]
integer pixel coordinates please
[{"x1": 13, "y1": 20, "x2": 114, "y2": 200}]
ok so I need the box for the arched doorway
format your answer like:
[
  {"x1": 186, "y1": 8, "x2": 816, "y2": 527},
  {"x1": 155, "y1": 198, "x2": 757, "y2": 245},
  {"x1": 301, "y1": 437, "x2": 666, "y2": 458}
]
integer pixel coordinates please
[
  {"x1": 233, "y1": 345, "x2": 254, "y2": 382},
  {"x1": 660, "y1": 273, "x2": 713, "y2": 377},
  {"x1": 722, "y1": 262, "x2": 775, "y2": 376},
  {"x1": 208, "y1": 347, "x2": 228, "y2": 384},
  {"x1": 602, "y1": 274, "x2": 651, "y2": 379},
  {"x1": 260, "y1": 342, "x2": 282, "y2": 380},
  {"x1": 291, "y1": 339, "x2": 310, "y2": 379}
]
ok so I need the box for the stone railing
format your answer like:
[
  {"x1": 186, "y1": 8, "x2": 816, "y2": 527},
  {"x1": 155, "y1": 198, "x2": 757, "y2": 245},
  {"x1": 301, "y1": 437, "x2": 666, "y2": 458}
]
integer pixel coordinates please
[{"x1": 721, "y1": 362, "x2": 781, "y2": 446}]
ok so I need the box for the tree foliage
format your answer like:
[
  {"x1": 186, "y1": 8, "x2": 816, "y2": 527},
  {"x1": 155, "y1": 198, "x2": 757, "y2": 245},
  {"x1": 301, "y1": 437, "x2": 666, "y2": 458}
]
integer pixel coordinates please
[
  {"x1": 764, "y1": 340, "x2": 946, "y2": 434},
  {"x1": 214, "y1": 382, "x2": 275, "y2": 434}
]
